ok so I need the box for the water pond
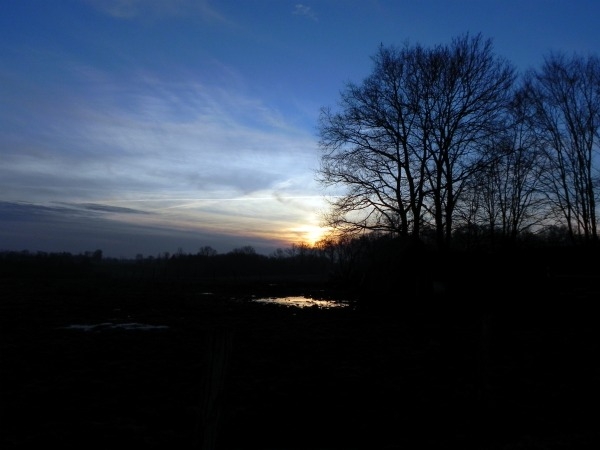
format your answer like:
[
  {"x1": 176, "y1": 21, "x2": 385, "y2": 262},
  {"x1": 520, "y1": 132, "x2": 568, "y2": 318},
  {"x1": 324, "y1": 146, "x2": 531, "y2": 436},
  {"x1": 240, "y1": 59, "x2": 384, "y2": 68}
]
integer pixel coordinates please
[{"x1": 252, "y1": 295, "x2": 349, "y2": 309}]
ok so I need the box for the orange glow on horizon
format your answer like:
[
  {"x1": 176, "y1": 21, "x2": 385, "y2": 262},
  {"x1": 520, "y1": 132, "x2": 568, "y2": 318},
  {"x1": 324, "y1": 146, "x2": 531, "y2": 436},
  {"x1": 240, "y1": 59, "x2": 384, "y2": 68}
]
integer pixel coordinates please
[{"x1": 287, "y1": 224, "x2": 331, "y2": 248}]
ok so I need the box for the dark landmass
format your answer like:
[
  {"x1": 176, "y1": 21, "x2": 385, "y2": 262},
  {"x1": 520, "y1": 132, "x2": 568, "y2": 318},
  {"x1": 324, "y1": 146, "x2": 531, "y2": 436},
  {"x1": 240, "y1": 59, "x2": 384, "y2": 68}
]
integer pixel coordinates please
[{"x1": 1, "y1": 251, "x2": 599, "y2": 449}]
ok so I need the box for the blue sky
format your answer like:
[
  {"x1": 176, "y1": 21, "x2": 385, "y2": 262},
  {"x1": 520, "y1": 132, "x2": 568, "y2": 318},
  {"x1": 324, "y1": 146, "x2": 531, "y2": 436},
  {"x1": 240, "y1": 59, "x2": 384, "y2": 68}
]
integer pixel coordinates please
[{"x1": 1, "y1": 0, "x2": 599, "y2": 258}]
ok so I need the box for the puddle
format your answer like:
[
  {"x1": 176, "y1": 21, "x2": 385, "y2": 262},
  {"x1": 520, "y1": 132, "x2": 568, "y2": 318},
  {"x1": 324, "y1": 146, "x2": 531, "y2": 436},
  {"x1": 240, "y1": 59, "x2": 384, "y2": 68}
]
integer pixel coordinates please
[
  {"x1": 60, "y1": 322, "x2": 169, "y2": 331},
  {"x1": 252, "y1": 296, "x2": 348, "y2": 309}
]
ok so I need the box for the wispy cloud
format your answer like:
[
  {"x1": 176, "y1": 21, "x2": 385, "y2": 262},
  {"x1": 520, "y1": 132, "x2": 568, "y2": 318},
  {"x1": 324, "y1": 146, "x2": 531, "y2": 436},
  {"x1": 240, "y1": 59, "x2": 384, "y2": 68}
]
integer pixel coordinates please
[
  {"x1": 0, "y1": 58, "x2": 327, "y2": 255},
  {"x1": 1, "y1": 59, "x2": 319, "y2": 196},
  {"x1": 77, "y1": 203, "x2": 150, "y2": 215},
  {"x1": 0, "y1": 201, "x2": 285, "y2": 257},
  {"x1": 293, "y1": 4, "x2": 318, "y2": 21},
  {"x1": 82, "y1": 0, "x2": 228, "y2": 23}
]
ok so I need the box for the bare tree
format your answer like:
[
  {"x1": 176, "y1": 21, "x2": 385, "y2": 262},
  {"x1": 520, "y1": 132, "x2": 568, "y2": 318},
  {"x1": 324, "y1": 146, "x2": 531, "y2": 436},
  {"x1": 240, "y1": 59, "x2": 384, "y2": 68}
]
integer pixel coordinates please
[
  {"x1": 318, "y1": 43, "x2": 428, "y2": 240},
  {"x1": 198, "y1": 246, "x2": 218, "y2": 257},
  {"x1": 314, "y1": 234, "x2": 371, "y2": 282},
  {"x1": 415, "y1": 33, "x2": 516, "y2": 248},
  {"x1": 317, "y1": 34, "x2": 516, "y2": 249},
  {"x1": 524, "y1": 52, "x2": 600, "y2": 243},
  {"x1": 457, "y1": 87, "x2": 548, "y2": 247}
]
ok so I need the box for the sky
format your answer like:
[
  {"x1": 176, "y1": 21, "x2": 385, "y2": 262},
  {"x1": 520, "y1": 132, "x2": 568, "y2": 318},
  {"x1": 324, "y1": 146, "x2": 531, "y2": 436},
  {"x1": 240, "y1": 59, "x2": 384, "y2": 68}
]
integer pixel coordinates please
[{"x1": 1, "y1": 0, "x2": 599, "y2": 259}]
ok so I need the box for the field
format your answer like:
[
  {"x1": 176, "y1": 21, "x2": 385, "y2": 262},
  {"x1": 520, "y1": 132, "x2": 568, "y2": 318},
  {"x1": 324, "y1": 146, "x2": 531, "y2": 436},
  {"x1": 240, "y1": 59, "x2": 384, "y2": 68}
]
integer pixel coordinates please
[{"x1": 1, "y1": 267, "x2": 599, "y2": 449}]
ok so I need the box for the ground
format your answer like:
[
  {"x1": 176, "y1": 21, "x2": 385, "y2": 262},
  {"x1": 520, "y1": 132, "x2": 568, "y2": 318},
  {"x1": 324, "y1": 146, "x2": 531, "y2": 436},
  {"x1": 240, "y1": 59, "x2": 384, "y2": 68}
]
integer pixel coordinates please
[{"x1": 1, "y1": 274, "x2": 599, "y2": 449}]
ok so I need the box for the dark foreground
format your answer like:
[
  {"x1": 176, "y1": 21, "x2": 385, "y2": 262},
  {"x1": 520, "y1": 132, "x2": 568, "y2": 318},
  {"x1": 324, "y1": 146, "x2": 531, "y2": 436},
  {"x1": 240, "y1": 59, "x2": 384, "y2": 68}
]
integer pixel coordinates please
[{"x1": 1, "y1": 274, "x2": 599, "y2": 450}]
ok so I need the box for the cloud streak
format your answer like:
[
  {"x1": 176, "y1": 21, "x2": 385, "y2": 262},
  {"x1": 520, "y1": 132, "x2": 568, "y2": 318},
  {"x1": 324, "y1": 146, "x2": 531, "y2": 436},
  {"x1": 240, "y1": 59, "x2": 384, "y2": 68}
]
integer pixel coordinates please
[
  {"x1": 82, "y1": 0, "x2": 228, "y2": 22},
  {"x1": 0, "y1": 201, "x2": 286, "y2": 257},
  {"x1": 293, "y1": 4, "x2": 318, "y2": 21},
  {"x1": 1, "y1": 60, "x2": 321, "y2": 197},
  {"x1": 0, "y1": 56, "x2": 328, "y2": 256}
]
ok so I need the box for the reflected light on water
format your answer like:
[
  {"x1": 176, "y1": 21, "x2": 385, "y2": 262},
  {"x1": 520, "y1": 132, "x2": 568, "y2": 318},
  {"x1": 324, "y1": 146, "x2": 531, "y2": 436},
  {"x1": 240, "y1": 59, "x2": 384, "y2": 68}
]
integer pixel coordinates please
[{"x1": 253, "y1": 296, "x2": 348, "y2": 309}]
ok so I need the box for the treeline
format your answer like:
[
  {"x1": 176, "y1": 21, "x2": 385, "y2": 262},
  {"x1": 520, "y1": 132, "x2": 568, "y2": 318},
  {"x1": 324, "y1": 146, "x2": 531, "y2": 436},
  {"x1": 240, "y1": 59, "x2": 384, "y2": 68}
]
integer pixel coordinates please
[
  {"x1": 0, "y1": 243, "x2": 333, "y2": 284},
  {"x1": 2, "y1": 227, "x2": 598, "y2": 304},
  {"x1": 315, "y1": 230, "x2": 599, "y2": 306}
]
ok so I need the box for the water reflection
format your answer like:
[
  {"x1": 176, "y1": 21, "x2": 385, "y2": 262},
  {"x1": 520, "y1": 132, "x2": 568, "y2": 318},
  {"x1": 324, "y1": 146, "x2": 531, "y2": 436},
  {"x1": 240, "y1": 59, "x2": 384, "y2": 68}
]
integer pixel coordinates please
[
  {"x1": 60, "y1": 322, "x2": 169, "y2": 331},
  {"x1": 253, "y1": 296, "x2": 348, "y2": 309}
]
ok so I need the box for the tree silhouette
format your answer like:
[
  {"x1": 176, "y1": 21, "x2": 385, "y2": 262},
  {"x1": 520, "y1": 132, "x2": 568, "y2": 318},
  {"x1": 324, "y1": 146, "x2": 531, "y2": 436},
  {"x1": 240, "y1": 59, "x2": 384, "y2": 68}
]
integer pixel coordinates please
[
  {"x1": 317, "y1": 33, "x2": 516, "y2": 249},
  {"x1": 523, "y1": 52, "x2": 600, "y2": 243}
]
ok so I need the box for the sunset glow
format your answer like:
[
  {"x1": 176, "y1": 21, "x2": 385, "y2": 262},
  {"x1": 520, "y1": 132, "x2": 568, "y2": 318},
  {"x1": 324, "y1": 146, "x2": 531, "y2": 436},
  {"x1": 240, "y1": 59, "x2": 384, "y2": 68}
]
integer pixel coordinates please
[{"x1": 287, "y1": 224, "x2": 331, "y2": 247}]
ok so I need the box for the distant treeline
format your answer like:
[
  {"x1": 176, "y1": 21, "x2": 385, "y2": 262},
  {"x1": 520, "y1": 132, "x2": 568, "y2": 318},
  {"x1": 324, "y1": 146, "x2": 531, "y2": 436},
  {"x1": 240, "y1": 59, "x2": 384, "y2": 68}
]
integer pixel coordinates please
[
  {"x1": 2, "y1": 229, "x2": 598, "y2": 301},
  {"x1": 0, "y1": 243, "x2": 332, "y2": 284}
]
